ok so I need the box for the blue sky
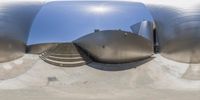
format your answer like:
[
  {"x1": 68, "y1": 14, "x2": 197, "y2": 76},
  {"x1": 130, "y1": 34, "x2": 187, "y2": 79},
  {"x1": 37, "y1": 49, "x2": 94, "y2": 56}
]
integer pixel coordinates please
[{"x1": 27, "y1": 1, "x2": 153, "y2": 45}]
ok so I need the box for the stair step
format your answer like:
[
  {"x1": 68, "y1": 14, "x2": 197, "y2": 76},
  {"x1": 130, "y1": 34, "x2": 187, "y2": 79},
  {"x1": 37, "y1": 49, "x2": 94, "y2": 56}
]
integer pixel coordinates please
[
  {"x1": 47, "y1": 56, "x2": 83, "y2": 62},
  {"x1": 39, "y1": 43, "x2": 91, "y2": 67},
  {"x1": 42, "y1": 57, "x2": 85, "y2": 64},
  {"x1": 48, "y1": 56, "x2": 82, "y2": 59},
  {"x1": 41, "y1": 57, "x2": 86, "y2": 67},
  {"x1": 51, "y1": 50, "x2": 79, "y2": 54},
  {"x1": 49, "y1": 53, "x2": 81, "y2": 57}
]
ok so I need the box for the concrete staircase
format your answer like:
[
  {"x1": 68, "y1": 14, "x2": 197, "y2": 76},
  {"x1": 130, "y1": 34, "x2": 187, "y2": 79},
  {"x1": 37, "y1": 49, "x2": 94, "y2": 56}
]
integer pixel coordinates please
[{"x1": 40, "y1": 43, "x2": 91, "y2": 67}]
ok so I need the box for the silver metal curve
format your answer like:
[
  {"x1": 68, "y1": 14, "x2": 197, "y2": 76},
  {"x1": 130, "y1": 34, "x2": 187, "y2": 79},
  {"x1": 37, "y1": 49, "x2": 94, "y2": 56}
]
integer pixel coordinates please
[
  {"x1": 0, "y1": 1, "x2": 43, "y2": 62},
  {"x1": 28, "y1": 1, "x2": 154, "y2": 63},
  {"x1": 74, "y1": 30, "x2": 153, "y2": 63},
  {"x1": 148, "y1": 4, "x2": 200, "y2": 63},
  {"x1": 131, "y1": 20, "x2": 153, "y2": 41}
]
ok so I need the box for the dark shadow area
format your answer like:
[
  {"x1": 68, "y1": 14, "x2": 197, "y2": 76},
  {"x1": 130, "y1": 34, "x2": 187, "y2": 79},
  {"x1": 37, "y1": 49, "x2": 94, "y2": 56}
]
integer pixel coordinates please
[
  {"x1": 153, "y1": 28, "x2": 160, "y2": 53},
  {"x1": 87, "y1": 57, "x2": 154, "y2": 71},
  {"x1": 74, "y1": 45, "x2": 93, "y2": 64}
]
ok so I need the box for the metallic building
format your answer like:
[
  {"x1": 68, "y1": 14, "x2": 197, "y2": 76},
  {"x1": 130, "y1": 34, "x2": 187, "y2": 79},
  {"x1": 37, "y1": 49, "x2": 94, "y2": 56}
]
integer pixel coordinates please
[
  {"x1": 29, "y1": 1, "x2": 154, "y2": 63},
  {"x1": 74, "y1": 30, "x2": 153, "y2": 63},
  {"x1": 148, "y1": 4, "x2": 200, "y2": 63},
  {"x1": 131, "y1": 20, "x2": 153, "y2": 41},
  {"x1": 0, "y1": 1, "x2": 43, "y2": 62},
  {"x1": 28, "y1": 1, "x2": 154, "y2": 43},
  {"x1": 3, "y1": 1, "x2": 200, "y2": 64}
]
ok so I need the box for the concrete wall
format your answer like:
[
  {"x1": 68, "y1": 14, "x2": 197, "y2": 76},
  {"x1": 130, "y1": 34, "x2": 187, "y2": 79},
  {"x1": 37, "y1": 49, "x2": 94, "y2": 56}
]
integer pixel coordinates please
[{"x1": 27, "y1": 43, "x2": 58, "y2": 54}]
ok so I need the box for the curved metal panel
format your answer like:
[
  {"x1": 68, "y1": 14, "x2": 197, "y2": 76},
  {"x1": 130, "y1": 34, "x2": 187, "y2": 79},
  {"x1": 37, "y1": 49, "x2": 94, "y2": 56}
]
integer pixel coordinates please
[
  {"x1": 74, "y1": 30, "x2": 153, "y2": 63},
  {"x1": 28, "y1": 1, "x2": 154, "y2": 44},
  {"x1": 148, "y1": 4, "x2": 200, "y2": 63},
  {"x1": 131, "y1": 20, "x2": 153, "y2": 41},
  {"x1": 28, "y1": 1, "x2": 154, "y2": 63},
  {"x1": 0, "y1": 1, "x2": 43, "y2": 62}
]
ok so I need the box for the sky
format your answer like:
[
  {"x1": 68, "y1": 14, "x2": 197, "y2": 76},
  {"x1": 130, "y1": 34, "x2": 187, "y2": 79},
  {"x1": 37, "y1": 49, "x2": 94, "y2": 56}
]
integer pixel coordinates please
[
  {"x1": 22, "y1": 0, "x2": 200, "y2": 45},
  {"x1": 27, "y1": 1, "x2": 154, "y2": 45}
]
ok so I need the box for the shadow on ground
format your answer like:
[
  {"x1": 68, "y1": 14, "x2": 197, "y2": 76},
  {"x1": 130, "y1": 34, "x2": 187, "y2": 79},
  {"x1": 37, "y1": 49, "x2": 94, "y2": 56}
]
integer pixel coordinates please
[{"x1": 87, "y1": 57, "x2": 154, "y2": 71}]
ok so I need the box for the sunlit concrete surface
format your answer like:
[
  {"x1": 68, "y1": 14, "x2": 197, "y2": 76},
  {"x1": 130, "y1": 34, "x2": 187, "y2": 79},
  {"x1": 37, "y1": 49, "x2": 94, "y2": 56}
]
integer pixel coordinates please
[{"x1": 0, "y1": 54, "x2": 200, "y2": 99}]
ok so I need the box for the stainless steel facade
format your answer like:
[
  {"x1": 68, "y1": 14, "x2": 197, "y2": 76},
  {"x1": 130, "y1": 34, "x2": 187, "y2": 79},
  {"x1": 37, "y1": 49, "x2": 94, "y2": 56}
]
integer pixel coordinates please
[
  {"x1": 131, "y1": 20, "x2": 153, "y2": 41},
  {"x1": 30, "y1": 1, "x2": 154, "y2": 63},
  {"x1": 74, "y1": 30, "x2": 153, "y2": 63},
  {"x1": 0, "y1": 1, "x2": 43, "y2": 62},
  {"x1": 3, "y1": 1, "x2": 200, "y2": 64},
  {"x1": 56, "y1": 1, "x2": 154, "y2": 63},
  {"x1": 148, "y1": 4, "x2": 200, "y2": 63}
]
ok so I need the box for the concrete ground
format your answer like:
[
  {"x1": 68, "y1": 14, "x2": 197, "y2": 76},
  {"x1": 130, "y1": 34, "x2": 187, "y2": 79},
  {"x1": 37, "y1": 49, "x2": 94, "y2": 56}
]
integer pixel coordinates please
[{"x1": 0, "y1": 54, "x2": 200, "y2": 100}]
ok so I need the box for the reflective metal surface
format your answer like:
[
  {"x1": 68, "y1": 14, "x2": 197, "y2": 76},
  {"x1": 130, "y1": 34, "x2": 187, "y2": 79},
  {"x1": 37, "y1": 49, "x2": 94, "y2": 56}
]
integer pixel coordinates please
[
  {"x1": 131, "y1": 20, "x2": 153, "y2": 41},
  {"x1": 74, "y1": 30, "x2": 153, "y2": 63},
  {"x1": 148, "y1": 4, "x2": 200, "y2": 63},
  {"x1": 28, "y1": 1, "x2": 154, "y2": 63},
  {"x1": 0, "y1": 1, "x2": 43, "y2": 62}
]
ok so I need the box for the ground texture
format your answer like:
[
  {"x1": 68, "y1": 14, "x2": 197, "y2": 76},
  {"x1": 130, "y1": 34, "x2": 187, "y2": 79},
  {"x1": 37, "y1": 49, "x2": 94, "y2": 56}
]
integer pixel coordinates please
[{"x1": 0, "y1": 54, "x2": 199, "y2": 100}]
